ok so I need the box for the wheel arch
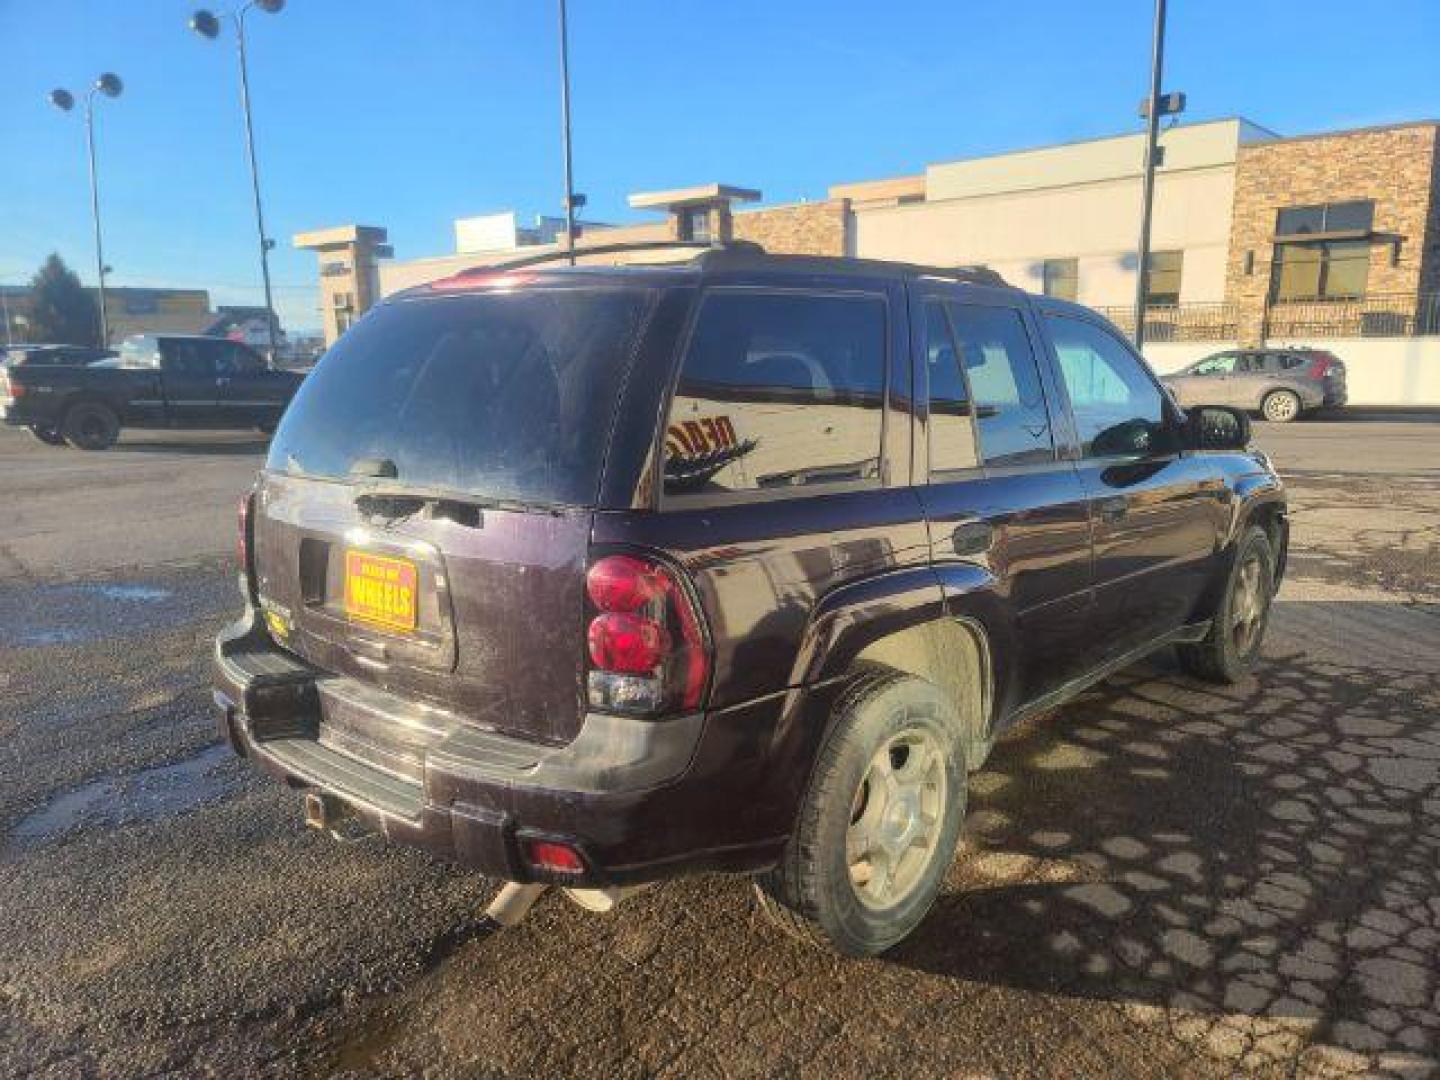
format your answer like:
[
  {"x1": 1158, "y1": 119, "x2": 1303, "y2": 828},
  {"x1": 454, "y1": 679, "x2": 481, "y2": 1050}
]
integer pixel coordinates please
[{"x1": 792, "y1": 565, "x2": 999, "y2": 770}]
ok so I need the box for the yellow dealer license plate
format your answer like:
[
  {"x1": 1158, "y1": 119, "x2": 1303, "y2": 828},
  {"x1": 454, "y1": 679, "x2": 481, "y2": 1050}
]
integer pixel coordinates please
[{"x1": 343, "y1": 551, "x2": 418, "y2": 632}]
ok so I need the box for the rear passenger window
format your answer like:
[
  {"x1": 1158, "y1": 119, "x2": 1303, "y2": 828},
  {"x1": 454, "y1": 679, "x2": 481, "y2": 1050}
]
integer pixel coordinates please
[
  {"x1": 945, "y1": 304, "x2": 1053, "y2": 467},
  {"x1": 664, "y1": 291, "x2": 886, "y2": 498},
  {"x1": 924, "y1": 302, "x2": 979, "y2": 473}
]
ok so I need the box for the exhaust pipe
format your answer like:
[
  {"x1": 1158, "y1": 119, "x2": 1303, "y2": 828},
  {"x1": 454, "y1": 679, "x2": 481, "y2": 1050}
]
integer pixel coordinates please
[{"x1": 563, "y1": 883, "x2": 653, "y2": 913}]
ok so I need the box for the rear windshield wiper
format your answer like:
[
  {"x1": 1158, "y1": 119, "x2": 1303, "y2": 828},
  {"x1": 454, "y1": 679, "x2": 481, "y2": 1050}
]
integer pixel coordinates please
[{"x1": 352, "y1": 483, "x2": 567, "y2": 527}]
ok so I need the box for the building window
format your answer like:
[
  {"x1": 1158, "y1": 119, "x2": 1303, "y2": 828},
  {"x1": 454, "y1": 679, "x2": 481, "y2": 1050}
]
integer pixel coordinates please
[
  {"x1": 1144, "y1": 250, "x2": 1184, "y2": 306},
  {"x1": 678, "y1": 207, "x2": 712, "y2": 243},
  {"x1": 1271, "y1": 239, "x2": 1371, "y2": 301},
  {"x1": 1275, "y1": 200, "x2": 1374, "y2": 237},
  {"x1": 1042, "y1": 258, "x2": 1078, "y2": 301}
]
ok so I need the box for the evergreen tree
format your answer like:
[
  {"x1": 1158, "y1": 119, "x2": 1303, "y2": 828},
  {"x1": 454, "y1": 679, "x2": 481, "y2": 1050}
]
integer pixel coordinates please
[{"x1": 27, "y1": 254, "x2": 100, "y2": 346}]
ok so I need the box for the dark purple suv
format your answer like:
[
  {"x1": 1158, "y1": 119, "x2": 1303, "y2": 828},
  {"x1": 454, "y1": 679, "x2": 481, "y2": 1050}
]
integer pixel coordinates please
[{"x1": 214, "y1": 243, "x2": 1287, "y2": 955}]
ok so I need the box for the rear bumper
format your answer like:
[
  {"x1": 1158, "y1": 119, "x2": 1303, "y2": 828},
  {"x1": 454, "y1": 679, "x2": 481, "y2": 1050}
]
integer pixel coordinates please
[{"x1": 213, "y1": 612, "x2": 792, "y2": 885}]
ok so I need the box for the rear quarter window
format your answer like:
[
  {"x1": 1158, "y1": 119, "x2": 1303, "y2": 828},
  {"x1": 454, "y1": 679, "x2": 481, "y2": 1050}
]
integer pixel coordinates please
[
  {"x1": 662, "y1": 290, "x2": 887, "y2": 501},
  {"x1": 266, "y1": 287, "x2": 652, "y2": 506}
]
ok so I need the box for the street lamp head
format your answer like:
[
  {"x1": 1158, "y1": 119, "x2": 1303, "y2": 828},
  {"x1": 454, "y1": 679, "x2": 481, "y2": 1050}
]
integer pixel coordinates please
[
  {"x1": 95, "y1": 73, "x2": 123, "y2": 98},
  {"x1": 189, "y1": 9, "x2": 221, "y2": 38},
  {"x1": 48, "y1": 88, "x2": 75, "y2": 112},
  {"x1": 255, "y1": 0, "x2": 285, "y2": 12}
]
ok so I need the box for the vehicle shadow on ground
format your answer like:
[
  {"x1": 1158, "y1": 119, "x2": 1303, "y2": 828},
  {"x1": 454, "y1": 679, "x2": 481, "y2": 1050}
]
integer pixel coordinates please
[{"x1": 888, "y1": 641, "x2": 1440, "y2": 1068}]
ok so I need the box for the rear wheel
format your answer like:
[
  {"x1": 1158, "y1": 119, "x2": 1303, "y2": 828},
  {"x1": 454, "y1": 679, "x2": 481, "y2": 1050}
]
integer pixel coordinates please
[
  {"x1": 61, "y1": 401, "x2": 120, "y2": 451},
  {"x1": 26, "y1": 424, "x2": 66, "y2": 447},
  {"x1": 755, "y1": 671, "x2": 966, "y2": 956},
  {"x1": 1178, "y1": 525, "x2": 1275, "y2": 683},
  {"x1": 1261, "y1": 389, "x2": 1302, "y2": 423}
]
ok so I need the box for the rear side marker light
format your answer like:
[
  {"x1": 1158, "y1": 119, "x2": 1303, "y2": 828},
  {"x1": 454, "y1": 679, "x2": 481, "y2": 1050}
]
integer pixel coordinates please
[{"x1": 524, "y1": 840, "x2": 584, "y2": 874}]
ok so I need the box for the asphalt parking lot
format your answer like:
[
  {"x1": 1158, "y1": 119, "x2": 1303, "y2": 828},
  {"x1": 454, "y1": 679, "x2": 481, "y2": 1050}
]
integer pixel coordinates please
[{"x1": 1, "y1": 419, "x2": 1437, "y2": 1077}]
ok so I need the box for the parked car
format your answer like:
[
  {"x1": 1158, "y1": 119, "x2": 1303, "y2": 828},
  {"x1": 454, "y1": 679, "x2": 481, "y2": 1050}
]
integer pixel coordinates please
[
  {"x1": 0, "y1": 333, "x2": 303, "y2": 449},
  {"x1": 213, "y1": 243, "x2": 1287, "y2": 956},
  {"x1": 1161, "y1": 347, "x2": 1347, "y2": 422},
  {"x1": 2, "y1": 344, "x2": 116, "y2": 368}
]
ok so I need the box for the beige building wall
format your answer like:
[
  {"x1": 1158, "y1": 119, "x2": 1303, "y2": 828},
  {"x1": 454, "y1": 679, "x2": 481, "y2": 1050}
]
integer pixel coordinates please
[
  {"x1": 851, "y1": 119, "x2": 1266, "y2": 308},
  {"x1": 378, "y1": 221, "x2": 672, "y2": 297}
]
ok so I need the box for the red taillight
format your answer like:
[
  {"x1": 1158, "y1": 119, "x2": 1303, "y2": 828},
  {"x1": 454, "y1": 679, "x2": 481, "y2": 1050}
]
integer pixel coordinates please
[
  {"x1": 524, "y1": 839, "x2": 584, "y2": 874},
  {"x1": 586, "y1": 554, "x2": 666, "y2": 612},
  {"x1": 1307, "y1": 352, "x2": 1337, "y2": 378},
  {"x1": 588, "y1": 612, "x2": 670, "y2": 673},
  {"x1": 585, "y1": 553, "x2": 710, "y2": 715}
]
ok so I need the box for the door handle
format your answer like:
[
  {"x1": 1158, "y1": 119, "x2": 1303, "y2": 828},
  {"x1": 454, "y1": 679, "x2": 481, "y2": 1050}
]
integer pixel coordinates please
[
  {"x1": 1098, "y1": 496, "x2": 1129, "y2": 523},
  {"x1": 951, "y1": 521, "x2": 994, "y2": 556}
]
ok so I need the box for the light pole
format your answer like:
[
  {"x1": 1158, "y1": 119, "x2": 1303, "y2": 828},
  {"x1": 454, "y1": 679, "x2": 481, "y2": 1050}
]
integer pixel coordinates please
[
  {"x1": 190, "y1": 0, "x2": 284, "y2": 362},
  {"x1": 558, "y1": 0, "x2": 577, "y2": 265},
  {"x1": 49, "y1": 74, "x2": 123, "y2": 347},
  {"x1": 1133, "y1": 0, "x2": 1184, "y2": 351}
]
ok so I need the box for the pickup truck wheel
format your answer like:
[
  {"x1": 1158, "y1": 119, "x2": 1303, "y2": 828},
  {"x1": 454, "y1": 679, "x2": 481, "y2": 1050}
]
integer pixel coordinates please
[
  {"x1": 1261, "y1": 389, "x2": 1302, "y2": 423},
  {"x1": 62, "y1": 401, "x2": 121, "y2": 451},
  {"x1": 26, "y1": 424, "x2": 66, "y2": 447},
  {"x1": 1178, "y1": 525, "x2": 1275, "y2": 684},
  {"x1": 755, "y1": 671, "x2": 966, "y2": 956}
]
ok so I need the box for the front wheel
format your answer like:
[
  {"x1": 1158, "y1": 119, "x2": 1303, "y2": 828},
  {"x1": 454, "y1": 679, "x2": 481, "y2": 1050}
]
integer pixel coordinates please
[
  {"x1": 1261, "y1": 389, "x2": 1302, "y2": 423},
  {"x1": 755, "y1": 671, "x2": 967, "y2": 956},
  {"x1": 1178, "y1": 525, "x2": 1275, "y2": 683},
  {"x1": 61, "y1": 401, "x2": 121, "y2": 451},
  {"x1": 26, "y1": 424, "x2": 66, "y2": 447}
]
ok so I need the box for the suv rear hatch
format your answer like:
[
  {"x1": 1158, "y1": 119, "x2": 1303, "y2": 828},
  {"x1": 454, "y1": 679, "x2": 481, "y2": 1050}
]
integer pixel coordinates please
[{"x1": 253, "y1": 281, "x2": 654, "y2": 754}]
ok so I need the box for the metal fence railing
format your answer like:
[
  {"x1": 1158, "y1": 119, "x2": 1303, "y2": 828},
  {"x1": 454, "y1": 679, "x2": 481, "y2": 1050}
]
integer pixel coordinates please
[
  {"x1": 1091, "y1": 293, "x2": 1440, "y2": 342},
  {"x1": 1091, "y1": 302, "x2": 1241, "y2": 342},
  {"x1": 1262, "y1": 293, "x2": 1440, "y2": 339}
]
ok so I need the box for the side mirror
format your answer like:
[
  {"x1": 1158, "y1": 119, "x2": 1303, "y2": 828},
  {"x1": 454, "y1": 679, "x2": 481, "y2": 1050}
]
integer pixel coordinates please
[{"x1": 1187, "y1": 405, "x2": 1250, "y2": 451}]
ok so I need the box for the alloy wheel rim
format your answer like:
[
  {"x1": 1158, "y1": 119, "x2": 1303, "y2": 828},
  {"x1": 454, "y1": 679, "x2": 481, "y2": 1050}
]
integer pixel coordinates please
[
  {"x1": 1230, "y1": 554, "x2": 1267, "y2": 655},
  {"x1": 847, "y1": 723, "x2": 947, "y2": 911},
  {"x1": 1266, "y1": 394, "x2": 1298, "y2": 421}
]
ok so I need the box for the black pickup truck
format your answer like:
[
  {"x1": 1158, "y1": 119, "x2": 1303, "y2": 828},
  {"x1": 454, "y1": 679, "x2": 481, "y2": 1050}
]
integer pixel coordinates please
[{"x1": 0, "y1": 334, "x2": 304, "y2": 449}]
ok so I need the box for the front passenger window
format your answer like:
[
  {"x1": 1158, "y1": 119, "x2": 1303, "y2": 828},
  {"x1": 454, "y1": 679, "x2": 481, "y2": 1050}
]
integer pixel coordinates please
[{"x1": 1046, "y1": 315, "x2": 1175, "y2": 458}]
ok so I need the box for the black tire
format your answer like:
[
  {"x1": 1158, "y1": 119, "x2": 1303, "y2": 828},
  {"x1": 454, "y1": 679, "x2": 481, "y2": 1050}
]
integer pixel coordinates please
[
  {"x1": 1261, "y1": 389, "x2": 1302, "y2": 423},
  {"x1": 1178, "y1": 525, "x2": 1275, "y2": 684},
  {"x1": 61, "y1": 401, "x2": 121, "y2": 451},
  {"x1": 26, "y1": 424, "x2": 66, "y2": 447},
  {"x1": 755, "y1": 670, "x2": 967, "y2": 957}
]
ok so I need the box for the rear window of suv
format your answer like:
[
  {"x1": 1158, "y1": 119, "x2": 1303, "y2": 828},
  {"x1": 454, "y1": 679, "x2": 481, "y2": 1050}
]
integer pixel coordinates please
[{"x1": 266, "y1": 287, "x2": 651, "y2": 506}]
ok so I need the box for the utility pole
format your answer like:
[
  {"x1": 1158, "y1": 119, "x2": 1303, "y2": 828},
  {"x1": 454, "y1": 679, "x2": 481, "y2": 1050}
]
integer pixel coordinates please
[
  {"x1": 1133, "y1": 0, "x2": 1168, "y2": 351},
  {"x1": 558, "y1": 0, "x2": 577, "y2": 265}
]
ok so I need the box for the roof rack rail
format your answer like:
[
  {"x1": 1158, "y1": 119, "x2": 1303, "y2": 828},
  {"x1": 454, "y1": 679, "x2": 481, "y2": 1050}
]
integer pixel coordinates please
[
  {"x1": 489, "y1": 238, "x2": 767, "y2": 272},
  {"x1": 913, "y1": 264, "x2": 1009, "y2": 287}
]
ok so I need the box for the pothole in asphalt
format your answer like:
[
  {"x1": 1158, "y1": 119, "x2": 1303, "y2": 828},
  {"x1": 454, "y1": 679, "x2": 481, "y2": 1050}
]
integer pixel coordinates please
[{"x1": 9, "y1": 744, "x2": 240, "y2": 844}]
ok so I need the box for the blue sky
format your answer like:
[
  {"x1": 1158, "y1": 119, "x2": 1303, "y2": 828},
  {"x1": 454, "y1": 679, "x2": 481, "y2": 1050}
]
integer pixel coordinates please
[{"x1": 2, "y1": 0, "x2": 1437, "y2": 332}]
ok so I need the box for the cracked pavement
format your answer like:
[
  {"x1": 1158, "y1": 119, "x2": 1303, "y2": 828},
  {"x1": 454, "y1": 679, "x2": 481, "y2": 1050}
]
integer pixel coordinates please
[{"x1": 0, "y1": 423, "x2": 1437, "y2": 1077}]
